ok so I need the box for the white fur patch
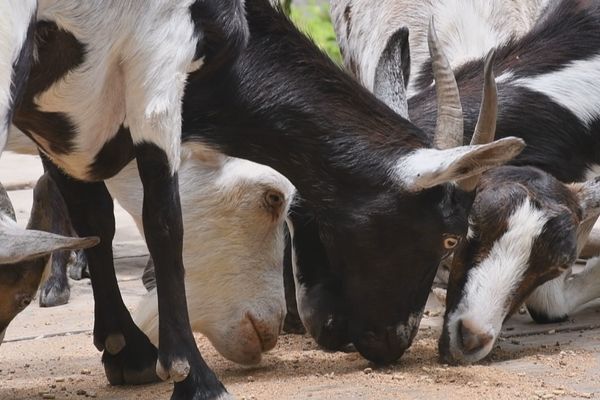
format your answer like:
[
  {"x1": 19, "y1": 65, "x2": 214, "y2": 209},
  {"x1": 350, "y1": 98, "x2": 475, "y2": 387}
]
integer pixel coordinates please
[
  {"x1": 0, "y1": 0, "x2": 37, "y2": 152},
  {"x1": 446, "y1": 199, "x2": 548, "y2": 361},
  {"x1": 511, "y1": 55, "x2": 600, "y2": 126}
]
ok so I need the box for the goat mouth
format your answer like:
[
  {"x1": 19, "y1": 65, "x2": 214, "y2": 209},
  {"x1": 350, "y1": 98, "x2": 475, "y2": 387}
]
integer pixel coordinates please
[{"x1": 246, "y1": 312, "x2": 275, "y2": 353}]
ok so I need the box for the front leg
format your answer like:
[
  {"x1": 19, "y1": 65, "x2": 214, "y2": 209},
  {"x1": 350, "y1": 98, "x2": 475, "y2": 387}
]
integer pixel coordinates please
[
  {"x1": 135, "y1": 144, "x2": 228, "y2": 400},
  {"x1": 526, "y1": 258, "x2": 600, "y2": 323},
  {"x1": 42, "y1": 157, "x2": 159, "y2": 385}
]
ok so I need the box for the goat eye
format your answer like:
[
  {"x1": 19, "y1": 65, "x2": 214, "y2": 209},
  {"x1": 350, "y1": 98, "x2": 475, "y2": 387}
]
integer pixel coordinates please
[
  {"x1": 264, "y1": 190, "x2": 284, "y2": 207},
  {"x1": 443, "y1": 235, "x2": 460, "y2": 249}
]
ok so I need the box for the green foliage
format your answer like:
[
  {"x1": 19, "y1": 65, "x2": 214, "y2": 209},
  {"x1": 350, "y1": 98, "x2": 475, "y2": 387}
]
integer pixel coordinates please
[{"x1": 287, "y1": 1, "x2": 342, "y2": 64}]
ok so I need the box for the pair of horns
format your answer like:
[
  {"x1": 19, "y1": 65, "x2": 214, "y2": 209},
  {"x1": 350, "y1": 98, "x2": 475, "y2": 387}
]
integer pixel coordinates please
[{"x1": 429, "y1": 18, "x2": 498, "y2": 191}]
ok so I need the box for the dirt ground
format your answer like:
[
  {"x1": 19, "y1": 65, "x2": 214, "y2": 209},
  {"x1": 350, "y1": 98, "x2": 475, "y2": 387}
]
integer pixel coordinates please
[{"x1": 1, "y1": 153, "x2": 600, "y2": 400}]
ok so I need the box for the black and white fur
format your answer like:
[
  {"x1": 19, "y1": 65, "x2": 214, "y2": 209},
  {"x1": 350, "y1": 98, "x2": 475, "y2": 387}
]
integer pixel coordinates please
[
  {"x1": 9, "y1": 1, "x2": 249, "y2": 399},
  {"x1": 177, "y1": 0, "x2": 523, "y2": 365},
  {"x1": 331, "y1": 0, "x2": 600, "y2": 364}
]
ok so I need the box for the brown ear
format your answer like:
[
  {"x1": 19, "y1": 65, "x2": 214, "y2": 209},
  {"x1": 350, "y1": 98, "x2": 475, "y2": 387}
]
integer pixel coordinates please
[
  {"x1": 0, "y1": 224, "x2": 99, "y2": 265},
  {"x1": 0, "y1": 174, "x2": 99, "y2": 265},
  {"x1": 569, "y1": 176, "x2": 600, "y2": 221}
]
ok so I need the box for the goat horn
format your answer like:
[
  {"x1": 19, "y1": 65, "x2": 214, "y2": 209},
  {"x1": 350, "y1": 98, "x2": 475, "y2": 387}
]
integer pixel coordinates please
[
  {"x1": 458, "y1": 49, "x2": 498, "y2": 191},
  {"x1": 429, "y1": 17, "x2": 463, "y2": 150}
]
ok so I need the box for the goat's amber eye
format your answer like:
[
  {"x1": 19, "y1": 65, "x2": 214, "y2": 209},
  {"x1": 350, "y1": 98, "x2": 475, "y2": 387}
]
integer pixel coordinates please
[{"x1": 443, "y1": 236, "x2": 459, "y2": 249}]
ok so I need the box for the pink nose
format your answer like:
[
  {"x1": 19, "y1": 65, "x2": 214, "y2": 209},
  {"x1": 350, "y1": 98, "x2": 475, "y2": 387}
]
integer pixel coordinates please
[{"x1": 459, "y1": 318, "x2": 493, "y2": 354}]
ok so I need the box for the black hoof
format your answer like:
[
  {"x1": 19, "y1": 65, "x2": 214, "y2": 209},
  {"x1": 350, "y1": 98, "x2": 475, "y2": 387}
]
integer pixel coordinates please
[
  {"x1": 39, "y1": 277, "x2": 70, "y2": 307},
  {"x1": 171, "y1": 368, "x2": 229, "y2": 400},
  {"x1": 101, "y1": 329, "x2": 159, "y2": 385},
  {"x1": 283, "y1": 312, "x2": 306, "y2": 334}
]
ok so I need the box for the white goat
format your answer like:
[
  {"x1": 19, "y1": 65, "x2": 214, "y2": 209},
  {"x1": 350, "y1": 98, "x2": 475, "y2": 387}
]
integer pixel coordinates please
[{"x1": 106, "y1": 144, "x2": 295, "y2": 366}]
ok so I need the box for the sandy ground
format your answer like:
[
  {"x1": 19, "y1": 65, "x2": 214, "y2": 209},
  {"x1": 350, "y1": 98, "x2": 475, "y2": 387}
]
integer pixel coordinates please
[{"x1": 1, "y1": 152, "x2": 600, "y2": 400}]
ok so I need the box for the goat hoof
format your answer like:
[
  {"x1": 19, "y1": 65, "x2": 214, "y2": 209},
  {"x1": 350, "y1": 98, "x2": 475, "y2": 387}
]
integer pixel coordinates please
[
  {"x1": 157, "y1": 358, "x2": 191, "y2": 382},
  {"x1": 170, "y1": 367, "x2": 230, "y2": 400},
  {"x1": 105, "y1": 333, "x2": 126, "y2": 355},
  {"x1": 39, "y1": 280, "x2": 70, "y2": 307},
  {"x1": 101, "y1": 329, "x2": 159, "y2": 385}
]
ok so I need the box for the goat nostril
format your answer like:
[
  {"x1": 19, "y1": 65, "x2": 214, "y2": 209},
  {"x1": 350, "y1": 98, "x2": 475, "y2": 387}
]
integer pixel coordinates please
[{"x1": 459, "y1": 319, "x2": 493, "y2": 354}]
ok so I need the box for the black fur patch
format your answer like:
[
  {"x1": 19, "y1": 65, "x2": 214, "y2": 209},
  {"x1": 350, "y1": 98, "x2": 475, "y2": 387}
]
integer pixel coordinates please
[
  {"x1": 88, "y1": 125, "x2": 135, "y2": 181},
  {"x1": 13, "y1": 21, "x2": 86, "y2": 156}
]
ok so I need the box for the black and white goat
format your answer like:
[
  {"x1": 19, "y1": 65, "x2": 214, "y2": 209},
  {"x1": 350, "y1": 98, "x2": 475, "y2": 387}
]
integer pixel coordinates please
[
  {"x1": 331, "y1": 0, "x2": 549, "y2": 97},
  {"x1": 177, "y1": 0, "x2": 524, "y2": 365},
  {"x1": 0, "y1": 0, "x2": 98, "y2": 341},
  {"x1": 331, "y1": 0, "x2": 600, "y2": 364},
  {"x1": 7, "y1": 1, "x2": 249, "y2": 399}
]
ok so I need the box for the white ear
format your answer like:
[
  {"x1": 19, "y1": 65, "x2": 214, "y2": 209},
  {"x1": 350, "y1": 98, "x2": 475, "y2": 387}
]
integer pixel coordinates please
[
  {"x1": 570, "y1": 176, "x2": 600, "y2": 221},
  {"x1": 394, "y1": 137, "x2": 525, "y2": 191}
]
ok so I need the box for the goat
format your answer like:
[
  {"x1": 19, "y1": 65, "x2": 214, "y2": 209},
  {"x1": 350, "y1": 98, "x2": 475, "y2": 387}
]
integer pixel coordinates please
[
  {"x1": 0, "y1": 175, "x2": 98, "y2": 344},
  {"x1": 0, "y1": 0, "x2": 97, "y2": 337},
  {"x1": 332, "y1": 0, "x2": 600, "y2": 364},
  {"x1": 177, "y1": 0, "x2": 524, "y2": 365},
  {"x1": 9, "y1": 1, "x2": 250, "y2": 399},
  {"x1": 105, "y1": 147, "x2": 295, "y2": 366}
]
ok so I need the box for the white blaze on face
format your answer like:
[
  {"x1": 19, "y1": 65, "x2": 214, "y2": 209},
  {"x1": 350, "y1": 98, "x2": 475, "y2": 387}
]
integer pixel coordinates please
[{"x1": 447, "y1": 199, "x2": 548, "y2": 361}]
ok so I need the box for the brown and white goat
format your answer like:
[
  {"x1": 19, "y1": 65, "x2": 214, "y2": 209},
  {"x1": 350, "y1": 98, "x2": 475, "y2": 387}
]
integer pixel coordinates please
[{"x1": 0, "y1": 176, "x2": 98, "y2": 344}]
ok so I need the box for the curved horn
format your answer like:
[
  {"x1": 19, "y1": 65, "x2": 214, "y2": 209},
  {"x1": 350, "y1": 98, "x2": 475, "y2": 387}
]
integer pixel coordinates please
[
  {"x1": 470, "y1": 50, "x2": 497, "y2": 145},
  {"x1": 429, "y1": 17, "x2": 463, "y2": 149},
  {"x1": 458, "y1": 49, "x2": 498, "y2": 191}
]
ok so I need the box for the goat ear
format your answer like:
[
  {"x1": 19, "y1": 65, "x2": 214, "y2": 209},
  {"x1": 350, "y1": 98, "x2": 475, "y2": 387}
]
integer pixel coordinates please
[
  {"x1": 0, "y1": 224, "x2": 99, "y2": 265},
  {"x1": 394, "y1": 137, "x2": 525, "y2": 191},
  {"x1": 569, "y1": 176, "x2": 600, "y2": 221},
  {"x1": 373, "y1": 27, "x2": 411, "y2": 119}
]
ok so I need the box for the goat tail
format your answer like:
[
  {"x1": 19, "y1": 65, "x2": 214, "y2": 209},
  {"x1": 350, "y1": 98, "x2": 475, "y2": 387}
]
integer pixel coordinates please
[{"x1": 132, "y1": 289, "x2": 160, "y2": 346}]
